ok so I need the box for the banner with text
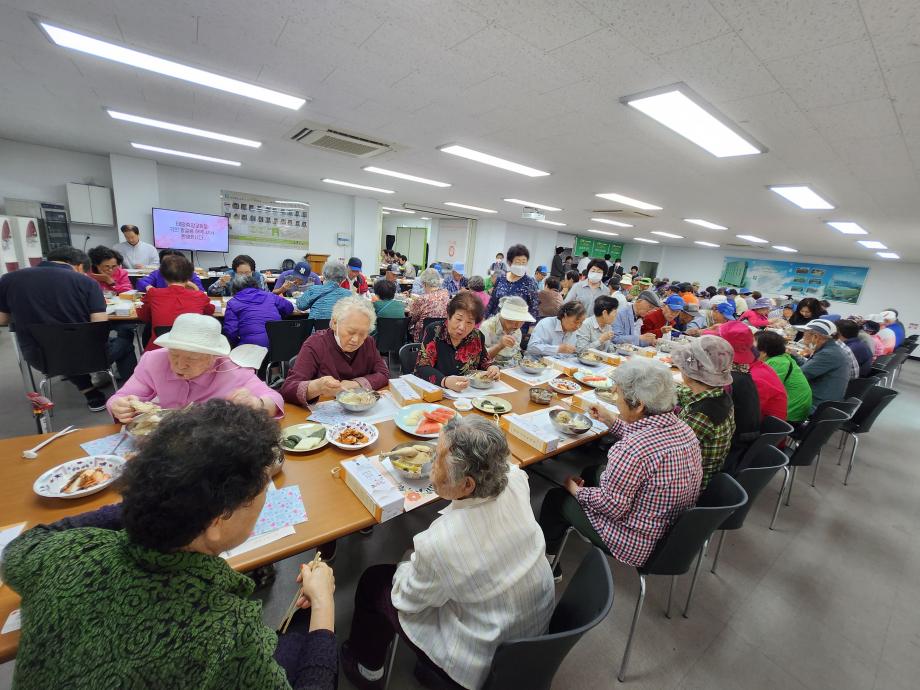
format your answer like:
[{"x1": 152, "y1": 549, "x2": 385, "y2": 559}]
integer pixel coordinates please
[{"x1": 221, "y1": 190, "x2": 310, "y2": 248}]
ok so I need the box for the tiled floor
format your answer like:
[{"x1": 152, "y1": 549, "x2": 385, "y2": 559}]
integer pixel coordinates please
[{"x1": 1, "y1": 335, "x2": 918, "y2": 689}]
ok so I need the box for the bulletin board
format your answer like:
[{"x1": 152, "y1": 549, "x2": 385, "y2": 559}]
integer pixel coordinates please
[
  {"x1": 573, "y1": 236, "x2": 624, "y2": 260},
  {"x1": 221, "y1": 190, "x2": 310, "y2": 247}
]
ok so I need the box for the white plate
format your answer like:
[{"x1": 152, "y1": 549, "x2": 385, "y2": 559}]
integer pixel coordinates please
[
  {"x1": 280, "y1": 422, "x2": 328, "y2": 453},
  {"x1": 547, "y1": 379, "x2": 581, "y2": 395},
  {"x1": 33, "y1": 455, "x2": 126, "y2": 499},
  {"x1": 327, "y1": 421, "x2": 379, "y2": 450},
  {"x1": 573, "y1": 370, "x2": 614, "y2": 390},
  {"x1": 394, "y1": 403, "x2": 457, "y2": 438}
]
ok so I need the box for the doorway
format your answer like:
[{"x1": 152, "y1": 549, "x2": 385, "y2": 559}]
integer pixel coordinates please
[{"x1": 639, "y1": 261, "x2": 658, "y2": 280}]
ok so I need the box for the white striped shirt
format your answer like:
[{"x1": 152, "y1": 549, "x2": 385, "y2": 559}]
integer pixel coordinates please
[{"x1": 392, "y1": 465, "x2": 555, "y2": 689}]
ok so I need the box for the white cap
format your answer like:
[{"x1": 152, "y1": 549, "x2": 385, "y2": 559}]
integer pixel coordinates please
[{"x1": 498, "y1": 296, "x2": 536, "y2": 323}]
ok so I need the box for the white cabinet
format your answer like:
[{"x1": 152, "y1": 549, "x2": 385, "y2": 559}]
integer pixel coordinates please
[{"x1": 66, "y1": 183, "x2": 114, "y2": 226}]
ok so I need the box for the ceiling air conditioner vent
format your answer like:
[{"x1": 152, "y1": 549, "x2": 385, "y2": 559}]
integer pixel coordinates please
[
  {"x1": 591, "y1": 208, "x2": 657, "y2": 219},
  {"x1": 287, "y1": 122, "x2": 394, "y2": 158}
]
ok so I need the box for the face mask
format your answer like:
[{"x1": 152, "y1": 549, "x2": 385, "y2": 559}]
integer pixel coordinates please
[
  {"x1": 588, "y1": 271, "x2": 603, "y2": 283},
  {"x1": 509, "y1": 264, "x2": 527, "y2": 277}
]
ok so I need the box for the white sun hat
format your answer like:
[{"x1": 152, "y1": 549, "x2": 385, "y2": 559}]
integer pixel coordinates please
[
  {"x1": 153, "y1": 313, "x2": 231, "y2": 356},
  {"x1": 498, "y1": 295, "x2": 536, "y2": 323}
]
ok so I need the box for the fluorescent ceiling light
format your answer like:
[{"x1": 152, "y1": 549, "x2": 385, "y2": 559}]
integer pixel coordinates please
[
  {"x1": 321, "y1": 178, "x2": 394, "y2": 194},
  {"x1": 503, "y1": 198, "x2": 562, "y2": 212},
  {"x1": 588, "y1": 229, "x2": 619, "y2": 237},
  {"x1": 438, "y1": 144, "x2": 549, "y2": 177},
  {"x1": 684, "y1": 218, "x2": 726, "y2": 230},
  {"x1": 107, "y1": 110, "x2": 260, "y2": 147},
  {"x1": 877, "y1": 252, "x2": 900, "y2": 259},
  {"x1": 130, "y1": 143, "x2": 240, "y2": 166},
  {"x1": 650, "y1": 231, "x2": 683, "y2": 239},
  {"x1": 633, "y1": 237, "x2": 659, "y2": 244},
  {"x1": 381, "y1": 210, "x2": 390, "y2": 214},
  {"x1": 537, "y1": 219, "x2": 566, "y2": 227},
  {"x1": 858, "y1": 240, "x2": 887, "y2": 249},
  {"x1": 826, "y1": 221, "x2": 868, "y2": 235},
  {"x1": 769, "y1": 185, "x2": 834, "y2": 210},
  {"x1": 623, "y1": 85, "x2": 763, "y2": 157},
  {"x1": 362, "y1": 166, "x2": 450, "y2": 187},
  {"x1": 591, "y1": 217, "x2": 634, "y2": 228},
  {"x1": 595, "y1": 192, "x2": 662, "y2": 211},
  {"x1": 443, "y1": 202, "x2": 497, "y2": 213},
  {"x1": 40, "y1": 22, "x2": 305, "y2": 110},
  {"x1": 382, "y1": 207, "x2": 414, "y2": 214},
  {"x1": 694, "y1": 241, "x2": 720, "y2": 248},
  {"x1": 420, "y1": 217, "x2": 431, "y2": 220},
  {"x1": 737, "y1": 234, "x2": 768, "y2": 243},
  {"x1": 772, "y1": 245, "x2": 798, "y2": 253},
  {"x1": 274, "y1": 200, "x2": 309, "y2": 206}
]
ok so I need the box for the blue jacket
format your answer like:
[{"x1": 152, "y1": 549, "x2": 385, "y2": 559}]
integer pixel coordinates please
[
  {"x1": 888, "y1": 321, "x2": 905, "y2": 347},
  {"x1": 798, "y1": 341, "x2": 850, "y2": 412},
  {"x1": 296, "y1": 282, "x2": 352, "y2": 320},
  {"x1": 844, "y1": 336, "x2": 874, "y2": 378},
  {"x1": 613, "y1": 302, "x2": 643, "y2": 345},
  {"x1": 223, "y1": 287, "x2": 293, "y2": 347},
  {"x1": 136, "y1": 271, "x2": 204, "y2": 293}
]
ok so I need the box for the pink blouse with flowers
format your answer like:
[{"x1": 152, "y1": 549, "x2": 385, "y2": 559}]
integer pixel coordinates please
[
  {"x1": 414, "y1": 321, "x2": 493, "y2": 386},
  {"x1": 408, "y1": 288, "x2": 450, "y2": 341}
]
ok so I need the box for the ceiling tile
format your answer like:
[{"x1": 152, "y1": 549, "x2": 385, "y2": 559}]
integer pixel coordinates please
[
  {"x1": 858, "y1": 0, "x2": 920, "y2": 36},
  {"x1": 577, "y1": 0, "x2": 732, "y2": 56},
  {"x1": 766, "y1": 38, "x2": 887, "y2": 109},
  {"x1": 834, "y1": 134, "x2": 916, "y2": 180},
  {"x1": 806, "y1": 97, "x2": 901, "y2": 141},
  {"x1": 458, "y1": 0, "x2": 606, "y2": 51},
  {"x1": 656, "y1": 32, "x2": 780, "y2": 102},
  {"x1": 284, "y1": 0, "x2": 385, "y2": 47},
  {"x1": 370, "y1": 0, "x2": 489, "y2": 48},
  {"x1": 709, "y1": 0, "x2": 867, "y2": 61}
]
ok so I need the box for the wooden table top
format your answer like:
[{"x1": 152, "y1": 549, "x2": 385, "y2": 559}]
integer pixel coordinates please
[
  {"x1": 107, "y1": 296, "x2": 307, "y2": 322},
  {"x1": 0, "y1": 371, "x2": 601, "y2": 660}
]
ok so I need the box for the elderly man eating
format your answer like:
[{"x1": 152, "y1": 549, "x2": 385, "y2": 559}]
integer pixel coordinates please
[
  {"x1": 612, "y1": 290, "x2": 659, "y2": 345},
  {"x1": 281, "y1": 295, "x2": 389, "y2": 405},
  {"x1": 340, "y1": 416, "x2": 555, "y2": 690}
]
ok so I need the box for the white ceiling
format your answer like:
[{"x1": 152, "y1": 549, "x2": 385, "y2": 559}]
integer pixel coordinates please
[{"x1": 0, "y1": 0, "x2": 919, "y2": 261}]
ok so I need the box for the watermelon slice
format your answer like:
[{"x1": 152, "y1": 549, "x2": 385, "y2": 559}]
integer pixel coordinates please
[
  {"x1": 423, "y1": 408, "x2": 455, "y2": 423},
  {"x1": 416, "y1": 420, "x2": 443, "y2": 435}
]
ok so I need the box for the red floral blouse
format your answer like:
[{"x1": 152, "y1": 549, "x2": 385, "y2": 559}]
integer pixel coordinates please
[{"x1": 414, "y1": 321, "x2": 493, "y2": 385}]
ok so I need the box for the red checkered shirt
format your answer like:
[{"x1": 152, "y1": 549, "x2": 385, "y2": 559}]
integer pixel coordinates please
[{"x1": 575, "y1": 412, "x2": 703, "y2": 567}]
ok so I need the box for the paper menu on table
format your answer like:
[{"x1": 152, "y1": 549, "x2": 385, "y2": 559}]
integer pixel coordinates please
[
  {"x1": 251, "y1": 485, "x2": 307, "y2": 538},
  {"x1": 80, "y1": 432, "x2": 136, "y2": 457},
  {"x1": 1, "y1": 609, "x2": 21, "y2": 635},
  {"x1": 0, "y1": 523, "x2": 26, "y2": 587},
  {"x1": 306, "y1": 393, "x2": 401, "y2": 426},
  {"x1": 221, "y1": 526, "x2": 296, "y2": 560},
  {"x1": 502, "y1": 366, "x2": 561, "y2": 386},
  {"x1": 377, "y1": 457, "x2": 440, "y2": 512},
  {"x1": 514, "y1": 406, "x2": 607, "y2": 449}
]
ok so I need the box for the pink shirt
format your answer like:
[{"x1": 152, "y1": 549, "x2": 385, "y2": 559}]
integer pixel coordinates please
[
  {"x1": 749, "y1": 359, "x2": 788, "y2": 420},
  {"x1": 107, "y1": 348, "x2": 284, "y2": 418},
  {"x1": 91, "y1": 267, "x2": 132, "y2": 294}
]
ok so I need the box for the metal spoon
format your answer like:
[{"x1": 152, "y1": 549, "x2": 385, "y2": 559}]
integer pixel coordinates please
[{"x1": 22, "y1": 426, "x2": 79, "y2": 459}]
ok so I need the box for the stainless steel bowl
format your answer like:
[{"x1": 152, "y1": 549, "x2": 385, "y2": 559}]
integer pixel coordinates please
[
  {"x1": 520, "y1": 359, "x2": 548, "y2": 374},
  {"x1": 335, "y1": 389, "x2": 381, "y2": 412},
  {"x1": 548, "y1": 409, "x2": 593, "y2": 435},
  {"x1": 578, "y1": 353, "x2": 603, "y2": 367},
  {"x1": 468, "y1": 374, "x2": 493, "y2": 389}
]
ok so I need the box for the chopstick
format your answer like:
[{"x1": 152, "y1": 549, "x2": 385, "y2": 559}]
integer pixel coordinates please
[{"x1": 278, "y1": 551, "x2": 323, "y2": 634}]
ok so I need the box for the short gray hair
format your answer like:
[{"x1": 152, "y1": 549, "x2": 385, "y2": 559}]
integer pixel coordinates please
[
  {"x1": 231, "y1": 273, "x2": 257, "y2": 294},
  {"x1": 613, "y1": 358, "x2": 676, "y2": 415},
  {"x1": 420, "y1": 268, "x2": 442, "y2": 289},
  {"x1": 441, "y1": 416, "x2": 510, "y2": 498},
  {"x1": 322, "y1": 260, "x2": 348, "y2": 283},
  {"x1": 331, "y1": 294, "x2": 376, "y2": 330}
]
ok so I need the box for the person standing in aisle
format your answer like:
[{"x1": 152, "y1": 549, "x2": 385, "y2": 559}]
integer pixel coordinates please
[
  {"x1": 485, "y1": 244, "x2": 539, "y2": 321},
  {"x1": 577, "y1": 251, "x2": 591, "y2": 273},
  {"x1": 112, "y1": 224, "x2": 160, "y2": 268},
  {"x1": 550, "y1": 246, "x2": 566, "y2": 279}
]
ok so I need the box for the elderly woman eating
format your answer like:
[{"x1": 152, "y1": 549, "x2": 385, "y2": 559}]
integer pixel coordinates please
[
  {"x1": 408, "y1": 267, "x2": 451, "y2": 341},
  {"x1": 526, "y1": 300, "x2": 586, "y2": 356},
  {"x1": 479, "y1": 295, "x2": 535, "y2": 368},
  {"x1": 296, "y1": 261, "x2": 353, "y2": 320},
  {"x1": 415, "y1": 292, "x2": 499, "y2": 392},
  {"x1": 108, "y1": 313, "x2": 284, "y2": 422},
  {"x1": 2, "y1": 401, "x2": 337, "y2": 689},
  {"x1": 340, "y1": 416, "x2": 555, "y2": 690},
  {"x1": 672, "y1": 336, "x2": 736, "y2": 487},
  {"x1": 538, "y1": 358, "x2": 703, "y2": 570},
  {"x1": 281, "y1": 295, "x2": 389, "y2": 405}
]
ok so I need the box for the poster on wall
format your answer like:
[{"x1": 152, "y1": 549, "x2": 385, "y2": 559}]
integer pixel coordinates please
[
  {"x1": 221, "y1": 190, "x2": 309, "y2": 248},
  {"x1": 574, "y1": 236, "x2": 624, "y2": 260},
  {"x1": 719, "y1": 256, "x2": 869, "y2": 304}
]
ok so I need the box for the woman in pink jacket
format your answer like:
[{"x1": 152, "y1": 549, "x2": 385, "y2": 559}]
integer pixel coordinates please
[{"x1": 88, "y1": 245, "x2": 133, "y2": 294}]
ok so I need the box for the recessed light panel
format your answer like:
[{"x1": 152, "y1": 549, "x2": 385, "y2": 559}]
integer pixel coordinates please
[
  {"x1": 877, "y1": 252, "x2": 899, "y2": 259},
  {"x1": 595, "y1": 192, "x2": 662, "y2": 211},
  {"x1": 438, "y1": 144, "x2": 549, "y2": 177},
  {"x1": 503, "y1": 199, "x2": 562, "y2": 211},
  {"x1": 362, "y1": 166, "x2": 450, "y2": 187},
  {"x1": 694, "y1": 241, "x2": 720, "y2": 248},
  {"x1": 537, "y1": 219, "x2": 566, "y2": 226},
  {"x1": 737, "y1": 234, "x2": 768, "y2": 243},
  {"x1": 381, "y1": 207, "x2": 415, "y2": 214},
  {"x1": 633, "y1": 237, "x2": 660, "y2": 244},
  {"x1": 591, "y1": 217, "x2": 634, "y2": 228},
  {"x1": 443, "y1": 202, "x2": 497, "y2": 213},
  {"x1": 40, "y1": 22, "x2": 305, "y2": 109},
  {"x1": 772, "y1": 245, "x2": 798, "y2": 253},
  {"x1": 321, "y1": 179, "x2": 394, "y2": 193},
  {"x1": 827, "y1": 222, "x2": 868, "y2": 235},
  {"x1": 107, "y1": 110, "x2": 261, "y2": 147},
  {"x1": 588, "y1": 229, "x2": 619, "y2": 237},
  {"x1": 651, "y1": 231, "x2": 683, "y2": 239},
  {"x1": 130, "y1": 143, "x2": 240, "y2": 166},
  {"x1": 684, "y1": 218, "x2": 727, "y2": 230},
  {"x1": 624, "y1": 85, "x2": 763, "y2": 157},
  {"x1": 857, "y1": 240, "x2": 887, "y2": 249},
  {"x1": 769, "y1": 185, "x2": 834, "y2": 210}
]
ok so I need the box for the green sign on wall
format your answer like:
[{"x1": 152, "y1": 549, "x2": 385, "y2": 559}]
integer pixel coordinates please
[{"x1": 574, "y1": 236, "x2": 623, "y2": 260}]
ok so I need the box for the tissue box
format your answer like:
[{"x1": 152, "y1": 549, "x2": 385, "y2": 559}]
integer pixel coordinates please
[
  {"x1": 505, "y1": 412, "x2": 560, "y2": 454},
  {"x1": 543, "y1": 357, "x2": 579, "y2": 376},
  {"x1": 586, "y1": 348, "x2": 621, "y2": 366},
  {"x1": 113, "y1": 303, "x2": 133, "y2": 316},
  {"x1": 341, "y1": 456, "x2": 404, "y2": 523},
  {"x1": 401, "y1": 374, "x2": 444, "y2": 402},
  {"x1": 571, "y1": 390, "x2": 618, "y2": 416},
  {"x1": 389, "y1": 377, "x2": 422, "y2": 406}
]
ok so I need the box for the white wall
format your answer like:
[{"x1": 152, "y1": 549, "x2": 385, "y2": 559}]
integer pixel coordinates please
[{"x1": 110, "y1": 154, "x2": 159, "y2": 242}]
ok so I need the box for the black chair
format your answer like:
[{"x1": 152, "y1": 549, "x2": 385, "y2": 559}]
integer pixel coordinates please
[
  {"x1": 884, "y1": 349, "x2": 910, "y2": 386},
  {"x1": 808, "y1": 398, "x2": 860, "y2": 486},
  {"x1": 839, "y1": 385, "x2": 899, "y2": 485},
  {"x1": 312, "y1": 318, "x2": 330, "y2": 332},
  {"x1": 375, "y1": 317, "x2": 408, "y2": 361},
  {"x1": 481, "y1": 547, "x2": 614, "y2": 690},
  {"x1": 280, "y1": 258, "x2": 295, "y2": 272},
  {"x1": 615, "y1": 473, "x2": 747, "y2": 681},
  {"x1": 382, "y1": 547, "x2": 614, "y2": 690},
  {"x1": 29, "y1": 322, "x2": 118, "y2": 405},
  {"x1": 770, "y1": 406, "x2": 849, "y2": 529},
  {"x1": 872, "y1": 354, "x2": 894, "y2": 385},
  {"x1": 711, "y1": 446, "x2": 788, "y2": 574},
  {"x1": 398, "y1": 342, "x2": 421, "y2": 375},
  {"x1": 845, "y1": 375, "x2": 880, "y2": 401},
  {"x1": 153, "y1": 325, "x2": 172, "y2": 337},
  {"x1": 264, "y1": 319, "x2": 313, "y2": 384},
  {"x1": 729, "y1": 415, "x2": 793, "y2": 475},
  {"x1": 422, "y1": 317, "x2": 444, "y2": 334}
]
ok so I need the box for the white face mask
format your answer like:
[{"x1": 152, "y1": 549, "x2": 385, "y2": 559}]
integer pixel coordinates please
[
  {"x1": 509, "y1": 264, "x2": 527, "y2": 277},
  {"x1": 588, "y1": 270, "x2": 603, "y2": 283}
]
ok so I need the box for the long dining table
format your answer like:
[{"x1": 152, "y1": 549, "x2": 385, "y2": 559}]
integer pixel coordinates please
[{"x1": 0, "y1": 369, "x2": 611, "y2": 661}]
